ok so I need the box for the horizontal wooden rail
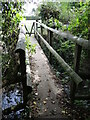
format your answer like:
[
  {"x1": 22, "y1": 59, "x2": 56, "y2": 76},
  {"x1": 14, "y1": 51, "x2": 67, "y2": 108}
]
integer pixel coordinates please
[
  {"x1": 35, "y1": 22, "x2": 89, "y2": 50},
  {"x1": 15, "y1": 32, "x2": 26, "y2": 52},
  {"x1": 15, "y1": 24, "x2": 26, "y2": 52},
  {"x1": 35, "y1": 30, "x2": 83, "y2": 86},
  {"x1": 75, "y1": 95, "x2": 90, "y2": 100},
  {"x1": 24, "y1": 16, "x2": 40, "y2": 20}
]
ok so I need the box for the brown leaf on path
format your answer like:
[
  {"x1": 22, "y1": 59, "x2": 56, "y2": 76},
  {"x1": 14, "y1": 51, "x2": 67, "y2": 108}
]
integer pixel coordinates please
[
  {"x1": 43, "y1": 100, "x2": 47, "y2": 104},
  {"x1": 33, "y1": 101, "x2": 37, "y2": 105},
  {"x1": 51, "y1": 100, "x2": 55, "y2": 104},
  {"x1": 35, "y1": 92, "x2": 38, "y2": 96},
  {"x1": 44, "y1": 109, "x2": 47, "y2": 112}
]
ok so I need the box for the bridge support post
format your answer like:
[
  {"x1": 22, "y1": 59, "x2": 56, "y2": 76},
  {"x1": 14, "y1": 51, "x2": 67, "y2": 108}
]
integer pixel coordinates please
[
  {"x1": 19, "y1": 51, "x2": 27, "y2": 105},
  {"x1": 36, "y1": 20, "x2": 38, "y2": 41},
  {"x1": 48, "y1": 30, "x2": 53, "y2": 64},
  {"x1": 70, "y1": 80, "x2": 76, "y2": 104},
  {"x1": 34, "y1": 22, "x2": 35, "y2": 35},
  {"x1": 34, "y1": 22, "x2": 36, "y2": 38},
  {"x1": 70, "y1": 43, "x2": 82, "y2": 103},
  {"x1": 74, "y1": 43, "x2": 82, "y2": 73},
  {"x1": 40, "y1": 26, "x2": 43, "y2": 47}
]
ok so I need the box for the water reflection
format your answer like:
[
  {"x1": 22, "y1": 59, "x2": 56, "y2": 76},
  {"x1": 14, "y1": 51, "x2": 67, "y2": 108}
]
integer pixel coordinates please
[{"x1": 2, "y1": 82, "x2": 25, "y2": 119}]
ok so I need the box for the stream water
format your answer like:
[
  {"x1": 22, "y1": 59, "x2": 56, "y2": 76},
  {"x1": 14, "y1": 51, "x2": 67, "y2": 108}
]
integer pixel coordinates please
[
  {"x1": 2, "y1": 82, "x2": 27, "y2": 120},
  {"x1": 2, "y1": 83, "x2": 23, "y2": 110}
]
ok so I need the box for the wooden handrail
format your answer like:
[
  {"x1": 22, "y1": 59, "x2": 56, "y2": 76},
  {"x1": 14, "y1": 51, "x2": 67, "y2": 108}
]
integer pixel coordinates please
[
  {"x1": 35, "y1": 30, "x2": 83, "y2": 86},
  {"x1": 15, "y1": 33, "x2": 26, "y2": 53},
  {"x1": 30, "y1": 21, "x2": 89, "y2": 101},
  {"x1": 35, "y1": 21, "x2": 89, "y2": 50}
]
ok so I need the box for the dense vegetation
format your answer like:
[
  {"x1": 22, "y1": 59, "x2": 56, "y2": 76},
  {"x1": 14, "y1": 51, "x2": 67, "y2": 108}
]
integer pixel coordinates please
[
  {"x1": 36, "y1": 1, "x2": 89, "y2": 69},
  {"x1": 1, "y1": 1, "x2": 90, "y2": 120},
  {"x1": 37, "y1": 2, "x2": 89, "y2": 39},
  {"x1": 2, "y1": 2, "x2": 23, "y2": 81}
]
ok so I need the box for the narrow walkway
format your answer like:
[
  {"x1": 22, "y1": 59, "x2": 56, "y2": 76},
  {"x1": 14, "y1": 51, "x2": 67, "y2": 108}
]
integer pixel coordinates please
[{"x1": 28, "y1": 36, "x2": 67, "y2": 119}]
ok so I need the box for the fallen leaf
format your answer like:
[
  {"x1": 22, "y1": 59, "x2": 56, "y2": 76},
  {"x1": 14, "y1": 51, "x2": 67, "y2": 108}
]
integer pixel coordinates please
[
  {"x1": 50, "y1": 110, "x2": 56, "y2": 115},
  {"x1": 35, "y1": 92, "x2": 38, "y2": 96},
  {"x1": 62, "y1": 110, "x2": 65, "y2": 114},
  {"x1": 33, "y1": 101, "x2": 37, "y2": 105},
  {"x1": 43, "y1": 101, "x2": 47, "y2": 104},
  {"x1": 51, "y1": 101, "x2": 55, "y2": 104},
  {"x1": 46, "y1": 98, "x2": 48, "y2": 100},
  {"x1": 44, "y1": 109, "x2": 47, "y2": 112}
]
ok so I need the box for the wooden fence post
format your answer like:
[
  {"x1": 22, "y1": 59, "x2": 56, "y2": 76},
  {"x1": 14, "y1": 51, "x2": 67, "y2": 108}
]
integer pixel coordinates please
[
  {"x1": 74, "y1": 44, "x2": 82, "y2": 73},
  {"x1": 40, "y1": 25, "x2": 43, "y2": 47},
  {"x1": 30, "y1": 22, "x2": 34, "y2": 36},
  {"x1": 88, "y1": 27, "x2": 90, "y2": 75},
  {"x1": 19, "y1": 51, "x2": 27, "y2": 105},
  {"x1": 48, "y1": 30, "x2": 53, "y2": 64},
  {"x1": 34, "y1": 22, "x2": 36, "y2": 38},
  {"x1": 70, "y1": 43, "x2": 82, "y2": 103},
  {"x1": 36, "y1": 20, "x2": 38, "y2": 40},
  {"x1": 34, "y1": 22, "x2": 35, "y2": 36}
]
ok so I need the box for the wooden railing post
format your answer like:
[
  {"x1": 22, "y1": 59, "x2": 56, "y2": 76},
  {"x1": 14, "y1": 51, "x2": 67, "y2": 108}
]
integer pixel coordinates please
[
  {"x1": 19, "y1": 51, "x2": 27, "y2": 105},
  {"x1": 30, "y1": 22, "x2": 34, "y2": 36},
  {"x1": 36, "y1": 20, "x2": 38, "y2": 40},
  {"x1": 34, "y1": 22, "x2": 35, "y2": 35},
  {"x1": 40, "y1": 25, "x2": 43, "y2": 47},
  {"x1": 35, "y1": 21, "x2": 37, "y2": 39},
  {"x1": 34, "y1": 22, "x2": 36, "y2": 38},
  {"x1": 70, "y1": 43, "x2": 82, "y2": 103},
  {"x1": 88, "y1": 27, "x2": 90, "y2": 75},
  {"x1": 48, "y1": 30, "x2": 53, "y2": 64},
  {"x1": 74, "y1": 44, "x2": 82, "y2": 73}
]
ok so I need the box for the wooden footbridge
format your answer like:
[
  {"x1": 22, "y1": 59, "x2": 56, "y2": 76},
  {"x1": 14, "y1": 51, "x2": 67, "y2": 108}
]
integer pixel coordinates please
[
  {"x1": 18, "y1": 19, "x2": 89, "y2": 118},
  {"x1": 24, "y1": 20, "x2": 90, "y2": 102},
  {"x1": 6, "y1": 19, "x2": 89, "y2": 118}
]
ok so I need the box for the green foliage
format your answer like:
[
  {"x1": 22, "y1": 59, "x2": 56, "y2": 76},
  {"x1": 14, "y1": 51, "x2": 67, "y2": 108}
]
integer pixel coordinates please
[
  {"x1": 58, "y1": 2, "x2": 71, "y2": 23},
  {"x1": 53, "y1": 36, "x2": 75, "y2": 66},
  {"x1": 54, "y1": 19, "x2": 68, "y2": 31},
  {"x1": 2, "y1": 2, "x2": 23, "y2": 80},
  {"x1": 37, "y1": 1, "x2": 89, "y2": 66},
  {"x1": 68, "y1": 2, "x2": 89, "y2": 39},
  {"x1": 54, "y1": 19, "x2": 62, "y2": 28},
  {"x1": 37, "y1": 2, "x2": 72, "y2": 25},
  {"x1": 2, "y1": 2, "x2": 23, "y2": 54},
  {"x1": 25, "y1": 35, "x2": 36, "y2": 55},
  {"x1": 37, "y1": 1, "x2": 89, "y2": 39},
  {"x1": 37, "y1": 2, "x2": 60, "y2": 25}
]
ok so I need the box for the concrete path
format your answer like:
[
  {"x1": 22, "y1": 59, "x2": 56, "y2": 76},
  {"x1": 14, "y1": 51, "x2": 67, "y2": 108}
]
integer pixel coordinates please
[{"x1": 28, "y1": 36, "x2": 68, "y2": 119}]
